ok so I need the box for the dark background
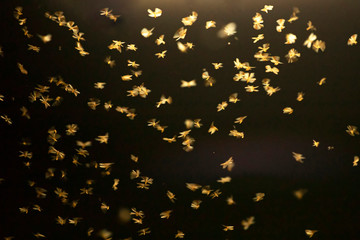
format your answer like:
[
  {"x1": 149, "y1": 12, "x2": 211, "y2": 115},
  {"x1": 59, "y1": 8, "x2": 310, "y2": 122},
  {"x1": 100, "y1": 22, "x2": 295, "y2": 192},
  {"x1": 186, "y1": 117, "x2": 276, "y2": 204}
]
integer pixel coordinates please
[{"x1": 0, "y1": 0, "x2": 360, "y2": 239}]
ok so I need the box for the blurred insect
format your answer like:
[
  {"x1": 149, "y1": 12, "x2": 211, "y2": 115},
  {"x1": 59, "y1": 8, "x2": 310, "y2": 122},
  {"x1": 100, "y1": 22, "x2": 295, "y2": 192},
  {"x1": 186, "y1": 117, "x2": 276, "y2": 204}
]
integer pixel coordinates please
[
  {"x1": 261, "y1": 5, "x2": 273, "y2": 13},
  {"x1": 181, "y1": 80, "x2": 196, "y2": 88},
  {"x1": 241, "y1": 216, "x2": 255, "y2": 230},
  {"x1": 305, "y1": 229, "x2": 318, "y2": 238},
  {"x1": 253, "y1": 192, "x2": 265, "y2": 202},
  {"x1": 205, "y1": 20, "x2": 216, "y2": 29},
  {"x1": 148, "y1": 8, "x2": 162, "y2": 18},
  {"x1": 292, "y1": 152, "x2": 305, "y2": 163},
  {"x1": 348, "y1": 34, "x2": 358, "y2": 46},
  {"x1": 141, "y1": 28, "x2": 154, "y2": 38}
]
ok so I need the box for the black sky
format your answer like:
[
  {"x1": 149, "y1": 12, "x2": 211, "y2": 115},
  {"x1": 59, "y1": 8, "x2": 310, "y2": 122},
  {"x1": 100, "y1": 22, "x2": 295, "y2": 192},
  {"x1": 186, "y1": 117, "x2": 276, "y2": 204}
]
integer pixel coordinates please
[{"x1": 0, "y1": 0, "x2": 360, "y2": 239}]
